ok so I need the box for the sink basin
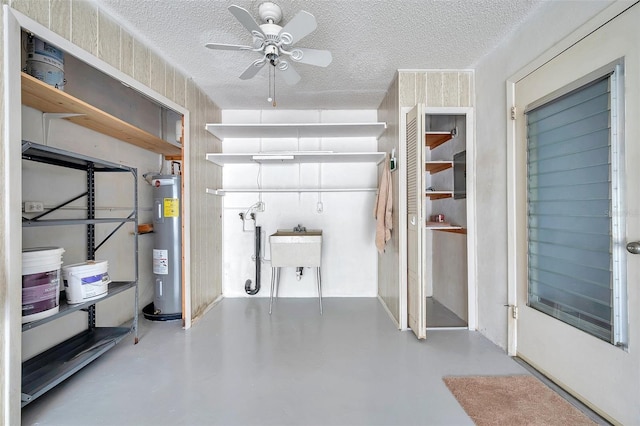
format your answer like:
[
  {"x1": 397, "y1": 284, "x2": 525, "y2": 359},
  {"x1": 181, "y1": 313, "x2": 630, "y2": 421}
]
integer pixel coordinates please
[{"x1": 270, "y1": 230, "x2": 322, "y2": 267}]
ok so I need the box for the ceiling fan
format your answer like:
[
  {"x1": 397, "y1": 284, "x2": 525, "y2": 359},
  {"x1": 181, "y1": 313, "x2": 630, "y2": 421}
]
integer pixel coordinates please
[{"x1": 205, "y1": 2, "x2": 333, "y2": 86}]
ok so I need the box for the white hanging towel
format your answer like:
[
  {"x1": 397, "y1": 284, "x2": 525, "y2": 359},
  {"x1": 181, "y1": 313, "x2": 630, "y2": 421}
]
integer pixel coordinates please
[{"x1": 374, "y1": 154, "x2": 393, "y2": 253}]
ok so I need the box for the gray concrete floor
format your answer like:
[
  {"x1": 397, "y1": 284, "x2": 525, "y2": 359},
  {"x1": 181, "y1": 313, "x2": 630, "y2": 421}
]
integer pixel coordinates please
[
  {"x1": 21, "y1": 298, "x2": 528, "y2": 426},
  {"x1": 426, "y1": 297, "x2": 467, "y2": 328}
]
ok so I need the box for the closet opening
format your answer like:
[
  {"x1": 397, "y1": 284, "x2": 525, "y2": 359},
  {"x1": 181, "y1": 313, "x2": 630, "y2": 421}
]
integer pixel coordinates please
[{"x1": 424, "y1": 114, "x2": 468, "y2": 329}]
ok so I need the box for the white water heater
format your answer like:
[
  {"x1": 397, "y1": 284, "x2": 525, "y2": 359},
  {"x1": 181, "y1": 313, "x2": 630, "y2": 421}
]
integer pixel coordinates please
[{"x1": 150, "y1": 175, "x2": 181, "y2": 319}]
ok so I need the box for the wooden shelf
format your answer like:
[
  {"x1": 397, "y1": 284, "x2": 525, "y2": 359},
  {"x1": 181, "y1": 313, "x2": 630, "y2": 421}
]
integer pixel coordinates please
[
  {"x1": 426, "y1": 161, "x2": 453, "y2": 174},
  {"x1": 425, "y1": 131, "x2": 454, "y2": 149},
  {"x1": 427, "y1": 227, "x2": 467, "y2": 234},
  {"x1": 21, "y1": 73, "x2": 182, "y2": 157},
  {"x1": 206, "y1": 151, "x2": 386, "y2": 166},
  {"x1": 205, "y1": 122, "x2": 387, "y2": 139},
  {"x1": 426, "y1": 191, "x2": 453, "y2": 200}
]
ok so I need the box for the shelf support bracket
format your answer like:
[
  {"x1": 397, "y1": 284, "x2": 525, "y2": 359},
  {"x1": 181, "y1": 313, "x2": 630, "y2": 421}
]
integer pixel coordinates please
[{"x1": 42, "y1": 113, "x2": 85, "y2": 144}]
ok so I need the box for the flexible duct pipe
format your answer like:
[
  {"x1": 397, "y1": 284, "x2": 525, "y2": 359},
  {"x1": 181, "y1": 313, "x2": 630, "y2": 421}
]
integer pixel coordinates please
[{"x1": 245, "y1": 226, "x2": 261, "y2": 295}]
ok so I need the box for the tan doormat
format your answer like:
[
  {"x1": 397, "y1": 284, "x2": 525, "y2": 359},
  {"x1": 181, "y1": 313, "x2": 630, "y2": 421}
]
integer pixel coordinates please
[{"x1": 443, "y1": 375, "x2": 596, "y2": 426}]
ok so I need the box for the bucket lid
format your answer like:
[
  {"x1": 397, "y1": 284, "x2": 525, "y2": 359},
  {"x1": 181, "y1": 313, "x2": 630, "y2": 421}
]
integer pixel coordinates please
[
  {"x1": 22, "y1": 247, "x2": 65, "y2": 257},
  {"x1": 62, "y1": 260, "x2": 108, "y2": 270}
]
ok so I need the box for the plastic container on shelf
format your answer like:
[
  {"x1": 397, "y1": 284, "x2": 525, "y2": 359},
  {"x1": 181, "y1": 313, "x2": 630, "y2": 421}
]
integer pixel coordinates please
[
  {"x1": 22, "y1": 247, "x2": 65, "y2": 323},
  {"x1": 62, "y1": 260, "x2": 110, "y2": 304}
]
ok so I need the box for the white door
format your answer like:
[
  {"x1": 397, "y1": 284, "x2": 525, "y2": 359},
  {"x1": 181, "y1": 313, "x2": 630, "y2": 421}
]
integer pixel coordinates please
[
  {"x1": 406, "y1": 105, "x2": 426, "y2": 339},
  {"x1": 512, "y1": 4, "x2": 640, "y2": 423}
]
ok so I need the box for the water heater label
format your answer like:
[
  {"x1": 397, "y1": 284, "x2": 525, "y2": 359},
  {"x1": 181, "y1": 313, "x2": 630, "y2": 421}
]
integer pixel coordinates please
[
  {"x1": 153, "y1": 249, "x2": 169, "y2": 275},
  {"x1": 164, "y1": 198, "x2": 179, "y2": 218}
]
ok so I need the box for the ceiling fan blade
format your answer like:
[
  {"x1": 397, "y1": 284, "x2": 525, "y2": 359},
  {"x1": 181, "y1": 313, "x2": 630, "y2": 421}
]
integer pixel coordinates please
[
  {"x1": 228, "y1": 5, "x2": 265, "y2": 37},
  {"x1": 278, "y1": 62, "x2": 301, "y2": 85},
  {"x1": 278, "y1": 11, "x2": 317, "y2": 45},
  {"x1": 205, "y1": 43, "x2": 253, "y2": 51},
  {"x1": 239, "y1": 59, "x2": 266, "y2": 80},
  {"x1": 290, "y1": 48, "x2": 332, "y2": 67}
]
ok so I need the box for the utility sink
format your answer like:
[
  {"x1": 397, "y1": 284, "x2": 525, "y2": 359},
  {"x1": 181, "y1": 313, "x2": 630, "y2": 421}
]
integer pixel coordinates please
[{"x1": 270, "y1": 230, "x2": 322, "y2": 267}]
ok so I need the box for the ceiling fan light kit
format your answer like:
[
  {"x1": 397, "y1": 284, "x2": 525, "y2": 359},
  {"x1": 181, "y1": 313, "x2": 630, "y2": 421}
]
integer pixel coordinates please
[{"x1": 206, "y1": 2, "x2": 332, "y2": 106}]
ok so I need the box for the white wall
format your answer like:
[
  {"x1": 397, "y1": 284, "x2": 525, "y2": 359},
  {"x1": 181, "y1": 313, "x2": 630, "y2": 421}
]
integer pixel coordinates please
[
  {"x1": 473, "y1": 0, "x2": 613, "y2": 348},
  {"x1": 221, "y1": 110, "x2": 379, "y2": 298},
  {"x1": 21, "y1": 105, "x2": 162, "y2": 359}
]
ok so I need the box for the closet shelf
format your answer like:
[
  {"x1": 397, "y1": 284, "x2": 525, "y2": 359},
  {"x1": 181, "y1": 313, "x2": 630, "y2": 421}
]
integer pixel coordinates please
[
  {"x1": 426, "y1": 161, "x2": 453, "y2": 174},
  {"x1": 426, "y1": 191, "x2": 453, "y2": 200},
  {"x1": 21, "y1": 73, "x2": 182, "y2": 157},
  {"x1": 207, "y1": 188, "x2": 378, "y2": 196},
  {"x1": 205, "y1": 122, "x2": 387, "y2": 139},
  {"x1": 205, "y1": 151, "x2": 386, "y2": 166},
  {"x1": 425, "y1": 131, "x2": 455, "y2": 149},
  {"x1": 426, "y1": 225, "x2": 466, "y2": 234},
  {"x1": 427, "y1": 226, "x2": 467, "y2": 234}
]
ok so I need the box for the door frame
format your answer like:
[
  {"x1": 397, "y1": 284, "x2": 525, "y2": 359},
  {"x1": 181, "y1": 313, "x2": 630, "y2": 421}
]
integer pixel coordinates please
[
  {"x1": 400, "y1": 106, "x2": 477, "y2": 332},
  {"x1": 505, "y1": 0, "x2": 637, "y2": 356},
  {"x1": 3, "y1": 6, "x2": 24, "y2": 423}
]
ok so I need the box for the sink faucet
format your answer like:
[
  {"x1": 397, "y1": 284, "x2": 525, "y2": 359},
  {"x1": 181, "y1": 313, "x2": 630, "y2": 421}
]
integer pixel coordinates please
[{"x1": 293, "y1": 224, "x2": 306, "y2": 233}]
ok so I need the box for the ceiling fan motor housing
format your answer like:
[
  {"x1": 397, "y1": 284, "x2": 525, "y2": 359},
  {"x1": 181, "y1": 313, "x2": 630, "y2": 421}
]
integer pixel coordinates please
[
  {"x1": 258, "y1": 2, "x2": 282, "y2": 24},
  {"x1": 258, "y1": 23, "x2": 284, "y2": 44}
]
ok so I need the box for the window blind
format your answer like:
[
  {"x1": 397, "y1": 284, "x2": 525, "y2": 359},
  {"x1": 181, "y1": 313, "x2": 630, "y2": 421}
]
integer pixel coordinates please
[{"x1": 526, "y1": 76, "x2": 613, "y2": 342}]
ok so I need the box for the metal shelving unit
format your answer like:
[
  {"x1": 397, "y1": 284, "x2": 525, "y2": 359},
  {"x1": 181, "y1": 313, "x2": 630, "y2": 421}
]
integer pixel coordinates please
[{"x1": 20, "y1": 141, "x2": 139, "y2": 407}]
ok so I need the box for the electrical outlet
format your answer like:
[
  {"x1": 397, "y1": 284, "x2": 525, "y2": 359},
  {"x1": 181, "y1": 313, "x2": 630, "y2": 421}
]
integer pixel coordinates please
[
  {"x1": 316, "y1": 202, "x2": 323, "y2": 213},
  {"x1": 24, "y1": 201, "x2": 44, "y2": 213},
  {"x1": 256, "y1": 202, "x2": 265, "y2": 212}
]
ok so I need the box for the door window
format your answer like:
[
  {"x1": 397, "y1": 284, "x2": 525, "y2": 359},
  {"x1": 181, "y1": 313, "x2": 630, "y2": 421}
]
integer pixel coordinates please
[{"x1": 525, "y1": 63, "x2": 627, "y2": 345}]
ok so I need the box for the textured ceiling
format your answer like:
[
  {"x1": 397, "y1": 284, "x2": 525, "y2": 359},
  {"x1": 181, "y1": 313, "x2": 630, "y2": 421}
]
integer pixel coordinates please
[{"x1": 93, "y1": 0, "x2": 546, "y2": 110}]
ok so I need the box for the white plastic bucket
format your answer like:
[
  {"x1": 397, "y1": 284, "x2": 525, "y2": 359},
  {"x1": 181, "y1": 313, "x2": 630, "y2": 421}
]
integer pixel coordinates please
[
  {"x1": 62, "y1": 261, "x2": 110, "y2": 304},
  {"x1": 22, "y1": 247, "x2": 65, "y2": 324},
  {"x1": 25, "y1": 36, "x2": 65, "y2": 90}
]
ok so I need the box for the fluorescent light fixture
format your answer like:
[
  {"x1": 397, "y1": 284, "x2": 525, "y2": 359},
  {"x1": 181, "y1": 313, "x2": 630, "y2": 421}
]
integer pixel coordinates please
[{"x1": 252, "y1": 155, "x2": 295, "y2": 161}]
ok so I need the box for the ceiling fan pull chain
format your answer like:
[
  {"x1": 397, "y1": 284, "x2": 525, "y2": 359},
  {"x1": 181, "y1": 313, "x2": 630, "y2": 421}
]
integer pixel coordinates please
[
  {"x1": 272, "y1": 66, "x2": 277, "y2": 107},
  {"x1": 267, "y1": 65, "x2": 273, "y2": 104},
  {"x1": 267, "y1": 64, "x2": 276, "y2": 107}
]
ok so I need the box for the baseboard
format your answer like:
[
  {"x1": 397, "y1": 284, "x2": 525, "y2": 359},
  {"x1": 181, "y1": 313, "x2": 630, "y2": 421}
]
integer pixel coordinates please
[
  {"x1": 377, "y1": 294, "x2": 401, "y2": 329},
  {"x1": 190, "y1": 294, "x2": 224, "y2": 326}
]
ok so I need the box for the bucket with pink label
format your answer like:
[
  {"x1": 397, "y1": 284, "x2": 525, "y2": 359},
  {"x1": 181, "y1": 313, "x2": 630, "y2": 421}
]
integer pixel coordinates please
[{"x1": 22, "y1": 247, "x2": 65, "y2": 323}]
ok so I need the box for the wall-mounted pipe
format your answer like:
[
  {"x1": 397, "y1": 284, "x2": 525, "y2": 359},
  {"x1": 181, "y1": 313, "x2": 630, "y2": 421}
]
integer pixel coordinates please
[{"x1": 245, "y1": 225, "x2": 261, "y2": 295}]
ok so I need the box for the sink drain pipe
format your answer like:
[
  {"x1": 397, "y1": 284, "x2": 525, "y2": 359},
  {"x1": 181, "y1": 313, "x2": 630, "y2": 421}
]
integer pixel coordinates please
[{"x1": 245, "y1": 225, "x2": 261, "y2": 295}]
